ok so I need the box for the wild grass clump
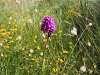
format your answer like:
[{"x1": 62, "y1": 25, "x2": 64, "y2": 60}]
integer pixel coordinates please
[{"x1": 0, "y1": 0, "x2": 100, "y2": 75}]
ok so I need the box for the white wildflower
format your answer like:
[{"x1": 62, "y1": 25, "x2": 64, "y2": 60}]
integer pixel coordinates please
[
  {"x1": 29, "y1": 54, "x2": 31, "y2": 56},
  {"x1": 1, "y1": 54, "x2": 4, "y2": 57},
  {"x1": 89, "y1": 69, "x2": 93, "y2": 74},
  {"x1": 89, "y1": 23, "x2": 93, "y2": 26},
  {"x1": 16, "y1": 35, "x2": 22, "y2": 41},
  {"x1": 0, "y1": 41, "x2": 3, "y2": 46},
  {"x1": 87, "y1": 42, "x2": 91, "y2": 46},
  {"x1": 16, "y1": 0, "x2": 20, "y2": 4},
  {"x1": 22, "y1": 48, "x2": 25, "y2": 50},
  {"x1": 46, "y1": 44, "x2": 49, "y2": 48},
  {"x1": 80, "y1": 65, "x2": 86, "y2": 72},
  {"x1": 40, "y1": 52, "x2": 43, "y2": 56},
  {"x1": 71, "y1": 27, "x2": 77, "y2": 35},
  {"x1": 42, "y1": 33, "x2": 46, "y2": 38},
  {"x1": 27, "y1": 19, "x2": 33, "y2": 24},
  {"x1": 34, "y1": 9, "x2": 38, "y2": 12},
  {"x1": 30, "y1": 49, "x2": 34, "y2": 53}
]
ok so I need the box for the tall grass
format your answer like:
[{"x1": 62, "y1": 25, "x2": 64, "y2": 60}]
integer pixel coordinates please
[{"x1": 0, "y1": 0, "x2": 100, "y2": 75}]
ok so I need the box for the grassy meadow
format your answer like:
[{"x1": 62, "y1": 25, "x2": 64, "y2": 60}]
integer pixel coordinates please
[{"x1": 0, "y1": 0, "x2": 100, "y2": 75}]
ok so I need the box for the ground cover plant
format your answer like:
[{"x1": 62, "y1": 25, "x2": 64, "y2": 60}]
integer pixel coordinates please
[{"x1": 0, "y1": 0, "x2": 100, "y2": 75}]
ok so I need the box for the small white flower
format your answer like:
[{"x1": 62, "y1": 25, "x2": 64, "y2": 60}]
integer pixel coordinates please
[
  {"x1": 89, "y1": 23, "x2": 92, "y2": 26},
  {"x1": 71, "y1": 27, "x2": 77, "y2": 35},
  {"x1": 73, "y1": 27, "x2": 77, "y2": 31},
  {"x1": 87, "y1": 42, "x2": 91, "y2": 46},
  {"x1": 34, "y1": 9, "x2": 38, "y2": 12},
  {"x1": 16, "y1": 0, "x2": 20, "y2": 4},
  {"x1": 22, "y1": 48, "x2": 25, "y2": 50},
  {"x1": 40, "y1": 52, "x2": 43, "y2": 56},
  {"x1": 29, "y1": 54, "x2": 31, "y2": 56},
  {"x1": 0, "y1": 41, "x2": 3, "y2": 46},
  {"x1": 1, "y1": 54, "x2": 4, "y2": 57},
  {"x1": 27, "y1": 19, "x2": 33, "y2": 23},
  {"x1": 40, "y1": 22, "x2": 42, "y2": 25},
  {"x1": 30, "y1": 49, "x2": 34, "y2": 53},
  {"x1": 17, "y1": 35, "x2": 22, "y2": 41},
  {"x1": 42, "y1": 33, "x2": 46, "y2": 38},
  {"x1": 89, "y1": 69, "x2": 93, "y2": 74},
  {"x1": 80, "y1": 65, "x2": 86, "y2": 72},
  {"x1": 46, "y1": 44, "x2": 49, "y2": 48}
]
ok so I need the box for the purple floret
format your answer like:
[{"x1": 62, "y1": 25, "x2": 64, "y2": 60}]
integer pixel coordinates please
[{"x1": 41, "y1": 16, "x2": 55, "y2": 33}]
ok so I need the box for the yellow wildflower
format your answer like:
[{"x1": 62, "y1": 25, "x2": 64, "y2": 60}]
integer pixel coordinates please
[
  {"x1": 62, "y1": 50, "x2": 68, "y2": 54},
  {"x1": 31, "y1": 57, "x2": 35, "y2": 61},
  {"x1": 11, "y1": 28, "x2": 17, "y2": 32},
  {"x1": 9, "y1": 40, "x2": 14, "y2": 43},
  {"x1": 0, "y1": 38, "x2": 3, "y2": 41},
  {"x1": 3, "y1": 45, "x2": 10, "y2": 48},
  {"x1": 68, "y1": 9, "x2": 74, "y2": 13},
  {"x1": 52, "y1": 68, "x2": 58, "y2": 73},
  {"x1": 58, "y1": 58, "x2": 64, "y2": 63},
  {"x1": 68, "y1": 42, "x2": 73, "y2": 45},
  {"x1": 0, "y1": 39, "x2": 4, "y2": 43},
  {"x1": 1, "y1": 32, "x2": 10, "y2": 36},
  {"x1": 58, "y1": 30, "x2": 62, "y2": 34},
  {"x1": 93, "y1": 63, "x2": 97, "y2": 69},
  {"x1": 23, "y1": 23, "x2": 26, "y2": 26},
  {"x1": 33, "y1": 40, "x2": 36, "y2": 43},
  {"x1": 8, "y1": 17, "x2": 12, "y2": 20},
  {"x1": 43, "y1": 39, "x2": 47, "y2": 42},
  {"x1": 36, "y1": 46, "x2": 40, "y2": 50},
  {"x1": 8, "y1": 37, "x2": 12, "y2": 39},
  {"x1": 0, "y1": 29, "x2": 6, "y2": 32},
  {"x1": 2, "y1": 40, "x2": 4, "y2": 43},
  {"x1": 68, "y1": 6, "x2": 75, "y2": 14},
  {"x1": 34, "y1": 36, "x2": 37, "y2": 39},
  {"x1": 12, "y1": 22, "x2": 15, "y2": 25},
  {"x1": 51, "y1": 33, "x2": 57, "y2": 36},
  {"x1": 14, "y1": 19, "x2": 16, "y2": 22}
]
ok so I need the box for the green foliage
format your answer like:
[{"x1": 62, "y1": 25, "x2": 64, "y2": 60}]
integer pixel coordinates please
[{"x1": 0, "y1": 0, "x2": 100, "y2": 75}]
